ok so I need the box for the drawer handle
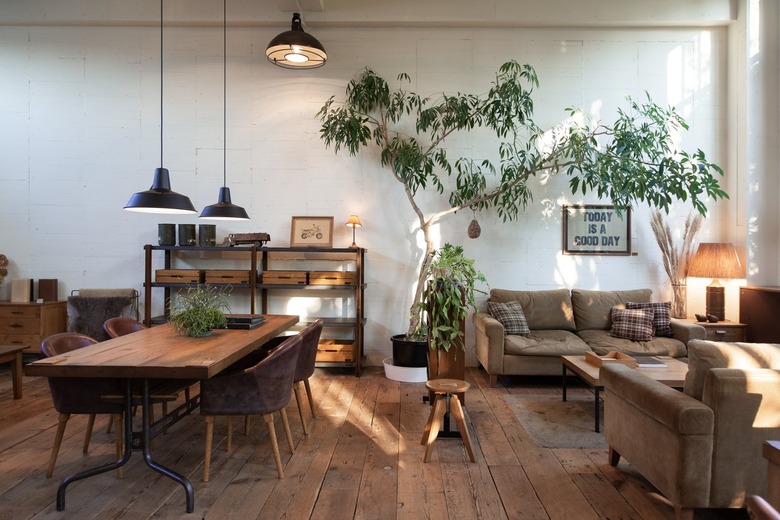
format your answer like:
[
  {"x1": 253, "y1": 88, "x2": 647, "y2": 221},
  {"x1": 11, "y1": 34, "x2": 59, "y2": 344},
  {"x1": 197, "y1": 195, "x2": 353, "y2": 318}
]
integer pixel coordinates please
[
  {"x1": 10, "y1": 322, "x2": 23, "y2": 328},
  {"x1": 11, "y1": 311, "x2": 24, "y2": 315}
]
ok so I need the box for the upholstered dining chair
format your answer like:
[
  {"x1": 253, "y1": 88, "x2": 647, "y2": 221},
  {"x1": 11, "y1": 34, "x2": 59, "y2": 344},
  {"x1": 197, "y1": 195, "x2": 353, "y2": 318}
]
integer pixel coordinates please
[
  {"x1": 103, "y1": 316, "x2": 147, "y2": 338},
  {"x1": 41, "y1": 332, "x2": 124, "y2": 479},
  {"x1": 292, "y1": 320, "x2": 323, "y2": 435},
  {"x1": 200, "y1": 334, "x2": 302, "y2": 482}
]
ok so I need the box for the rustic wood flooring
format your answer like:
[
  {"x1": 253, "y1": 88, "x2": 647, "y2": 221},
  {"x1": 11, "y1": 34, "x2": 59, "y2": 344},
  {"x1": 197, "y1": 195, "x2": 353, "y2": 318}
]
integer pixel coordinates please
[{"x1": 0, "y1": 363, "x2": 749, "y2": 519}]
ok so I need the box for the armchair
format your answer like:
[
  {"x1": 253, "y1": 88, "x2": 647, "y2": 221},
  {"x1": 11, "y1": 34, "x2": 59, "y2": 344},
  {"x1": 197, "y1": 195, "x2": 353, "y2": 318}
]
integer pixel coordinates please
[{"x1": 602, "y1": 340, "x2": 780, "y2": 520}]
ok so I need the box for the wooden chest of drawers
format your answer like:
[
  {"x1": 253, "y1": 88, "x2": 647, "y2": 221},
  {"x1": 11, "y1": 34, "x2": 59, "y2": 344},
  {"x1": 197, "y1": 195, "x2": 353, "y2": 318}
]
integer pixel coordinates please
[
  {"x1": 0, "y1": 301, "x2": 67, "y2": 354},
  {"x1": 690, "y1": 319, "x2": 747, "y2": 342}
]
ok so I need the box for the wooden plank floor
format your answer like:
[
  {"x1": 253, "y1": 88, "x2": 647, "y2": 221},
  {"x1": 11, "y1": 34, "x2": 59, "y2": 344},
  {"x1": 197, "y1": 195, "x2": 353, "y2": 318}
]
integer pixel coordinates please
[{"x1": 0, "y1": 363, "x2": 749, "y2": 519}]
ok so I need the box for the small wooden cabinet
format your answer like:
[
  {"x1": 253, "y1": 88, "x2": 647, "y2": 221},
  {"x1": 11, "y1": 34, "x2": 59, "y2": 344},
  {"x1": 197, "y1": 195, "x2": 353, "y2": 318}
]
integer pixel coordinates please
[
  {"x1": 0, "y1": 301, "x2": 67, "y2": 354},
  {"x1": 690, "y1": 318, "x2": 747, "y2": 342}
]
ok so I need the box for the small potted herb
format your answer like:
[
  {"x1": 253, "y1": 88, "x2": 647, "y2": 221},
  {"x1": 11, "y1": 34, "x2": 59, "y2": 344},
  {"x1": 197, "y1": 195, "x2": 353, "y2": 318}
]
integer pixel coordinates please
[{"x1": 169, "y1": 285, "x2": 230, "y2": 337}]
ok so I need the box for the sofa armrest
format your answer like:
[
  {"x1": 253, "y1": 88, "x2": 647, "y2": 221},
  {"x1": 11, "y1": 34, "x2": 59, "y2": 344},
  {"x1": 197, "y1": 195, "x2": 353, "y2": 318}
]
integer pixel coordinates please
[
  {"x1": 601, "y1": 363, "x2": 715, "y2": 509},
  {"x1": 473, "y1": 313, "x2": 505, "y2": 384},
  {"x1": 670, "y1": 318, "x2": 706, "y2": 344}
]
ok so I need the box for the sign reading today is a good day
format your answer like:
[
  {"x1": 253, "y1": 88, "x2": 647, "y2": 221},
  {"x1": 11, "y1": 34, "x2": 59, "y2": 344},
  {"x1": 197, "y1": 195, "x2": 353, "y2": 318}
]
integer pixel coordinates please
[{"x1": 563, "y1": 205, "x2": 631, "y2": 255}]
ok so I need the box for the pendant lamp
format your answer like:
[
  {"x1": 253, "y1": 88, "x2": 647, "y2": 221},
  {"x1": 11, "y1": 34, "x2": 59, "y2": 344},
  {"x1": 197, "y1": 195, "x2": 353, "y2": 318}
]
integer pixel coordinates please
[
  {"x1": 266, "y1": 12, "x2": 327, "y2": 69},
  {"x1": 200, "y1": 0, "x2": 249, "y2": 220},
  {"x1": 125, "y1": 0, "x2": 196, "y2": 215}
]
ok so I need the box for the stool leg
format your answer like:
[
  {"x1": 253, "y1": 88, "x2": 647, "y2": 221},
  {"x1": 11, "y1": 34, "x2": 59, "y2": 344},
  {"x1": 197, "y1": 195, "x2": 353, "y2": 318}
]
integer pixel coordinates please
[
  {"x1": 450, "y1": 395, "x2": 475, "y2": 462},
  {"x1": 421, "y1": 396, "x2": 439, "y2": 445},
  {"x1": 423, "y1": 395, "x2": 446, "y2": 463}
]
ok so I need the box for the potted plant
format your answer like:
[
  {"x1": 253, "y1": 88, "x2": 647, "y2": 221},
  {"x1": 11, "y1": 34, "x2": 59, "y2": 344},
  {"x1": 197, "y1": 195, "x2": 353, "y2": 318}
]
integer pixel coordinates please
[
  {"x1": 318, "y1": 61, "x2": 726, "y2": 356},
  {"x1": 418, "y1": 243, "x2": 486, "y2": 379},
  {"x1": 169, "y1": 285, "x2": 230, "y2": 337}
]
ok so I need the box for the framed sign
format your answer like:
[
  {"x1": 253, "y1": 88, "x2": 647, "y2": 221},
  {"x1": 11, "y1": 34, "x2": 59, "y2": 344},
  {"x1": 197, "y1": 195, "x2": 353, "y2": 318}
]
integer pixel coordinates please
[
  {"x1": 290, "y1": 216, "x2": 334, "y2": 248},
  {"x1": 562, "y1": 205, "x2": 631, "y2": 255}
]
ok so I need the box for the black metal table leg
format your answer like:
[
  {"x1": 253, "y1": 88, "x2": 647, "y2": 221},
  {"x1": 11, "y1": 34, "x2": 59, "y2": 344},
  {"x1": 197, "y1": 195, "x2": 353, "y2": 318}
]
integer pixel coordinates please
[
  {"x1": 57, "y1": 379, "x2": 134, "y2": 511},
  {"x1": 140, "y1": 379, "x2": 195, "y2": 513},
  {"x1": 594, "y1": 386, "x2": 601, "y2": 433},
  {"x1": 562, "y1": 364, "x2": 568, "y2": 402}
]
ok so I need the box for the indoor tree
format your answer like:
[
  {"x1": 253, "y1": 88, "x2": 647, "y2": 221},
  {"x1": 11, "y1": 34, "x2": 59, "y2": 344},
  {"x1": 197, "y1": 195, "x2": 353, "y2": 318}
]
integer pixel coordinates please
[{"x1": 317, "y1": 61, "x2": 728, "y2": 340}]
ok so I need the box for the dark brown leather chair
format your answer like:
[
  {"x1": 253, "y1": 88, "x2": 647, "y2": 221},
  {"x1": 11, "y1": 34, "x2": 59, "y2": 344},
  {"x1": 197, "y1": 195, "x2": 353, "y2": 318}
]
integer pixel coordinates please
[
  {"x1": 41, "y1": 332, "x2": 123, "y2": 479},
  {"x1": 292, "y1": 320, "x2": 323, "y2": 435},
  {"x1": 200, "y1": 334, "x2": 302, "y2": 482},
  {"x1": 102, "y1": 316, "x2": 147, "y2": 338}
]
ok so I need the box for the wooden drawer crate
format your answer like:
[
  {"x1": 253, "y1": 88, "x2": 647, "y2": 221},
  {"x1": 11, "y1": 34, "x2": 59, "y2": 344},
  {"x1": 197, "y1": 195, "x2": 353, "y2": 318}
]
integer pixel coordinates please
[
  {"x1": 316, "y1": 339, "x2": 355, "y2": 363},
  {"x1": 155, "y1": 269, "x2": 203, "y2": 283},
  {"x1": 204, "y1": 270, "x2": 252, "y2": 284},
  {"x1": 262, "y1": 270, "x2": 308, "y2": 285},
  {"x1": 309, "y1": 271, "x2": 356, "y2": 286}
]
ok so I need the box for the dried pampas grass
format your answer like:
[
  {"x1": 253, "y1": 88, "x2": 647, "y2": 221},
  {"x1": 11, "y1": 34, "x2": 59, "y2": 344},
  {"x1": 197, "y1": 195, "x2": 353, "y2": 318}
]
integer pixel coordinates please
[{"x1": 649, "y1": 210, "x2": 702, "y2": 284}]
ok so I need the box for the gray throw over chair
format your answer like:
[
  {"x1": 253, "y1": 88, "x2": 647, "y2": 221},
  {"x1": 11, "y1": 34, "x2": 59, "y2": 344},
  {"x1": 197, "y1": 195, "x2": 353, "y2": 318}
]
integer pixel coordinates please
[
  {"x1": 200, "y1": 334, "x2": 302, "y2": 482},
  {"x1": 41, "y1": 332, "x2": 124, "y2": 479}
]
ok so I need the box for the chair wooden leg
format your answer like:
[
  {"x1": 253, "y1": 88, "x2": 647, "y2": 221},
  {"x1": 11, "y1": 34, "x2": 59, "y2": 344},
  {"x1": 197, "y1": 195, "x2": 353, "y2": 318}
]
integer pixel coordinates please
[
  {"x1": 293, "y1": 382, "x2": 308, "y2": 435},
  {"x1": 226, "y1": 416, "x2": 233, "y2": 453},
  {"x1": 264, "y1": 414, "x2": 284, "y2": 479},
  {"x1": 304, "y1": 378, "x2": 316, "y2": 418},
  {"x1": 423, "y1": 396, "x2": 446, "y2": 463},
  {"x1": 608, "y1": 447, "x2": 621, "y2": 466},
  {"x1": 113, "y1": 413, "x2": 124, "y2": 479},
  {"x1": 674, "y1": 506, "x2": 694, "y2": 520},
  {"x1": 47, "y1": 413, "x2": 70, "y2": 479},
  {"x1": 106, "y1": 415, "x2": 114, "y2": 434},
  {"x1": 203, "y1": 416, "x2": 214, "y2": 482},
  {"x1": 244, "y1": 416, "x2": 251, "y2": 435},
  {"x1": 450, "y1": 395, "x2": 476, "y2": 462},
  {"x1": 280, "y1": 408, "x2": 295, "y2": 453},
  {"x1": 83, "y1": 414, "x2": 96, "y2": 453}
]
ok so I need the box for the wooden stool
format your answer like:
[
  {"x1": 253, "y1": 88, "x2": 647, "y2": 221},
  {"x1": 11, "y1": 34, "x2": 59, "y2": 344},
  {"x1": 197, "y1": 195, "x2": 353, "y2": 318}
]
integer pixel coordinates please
[
  {"x1": 0, "y1": 345, "x2": 26, "y2": 400},
  {"x1": 421, "y1": 378, "x2": 475, "y2": 463}
]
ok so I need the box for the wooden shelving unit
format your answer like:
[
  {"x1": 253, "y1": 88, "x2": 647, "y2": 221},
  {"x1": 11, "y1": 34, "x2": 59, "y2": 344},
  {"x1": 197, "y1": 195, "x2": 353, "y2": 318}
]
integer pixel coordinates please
[{"x1": 142, "y1": 244, "x2": 366, "y2": 376}]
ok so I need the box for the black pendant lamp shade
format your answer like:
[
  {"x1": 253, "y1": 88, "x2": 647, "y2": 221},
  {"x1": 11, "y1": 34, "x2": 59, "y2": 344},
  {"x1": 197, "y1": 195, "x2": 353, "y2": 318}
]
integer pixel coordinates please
[
  {"x1": 200, "y1": 0, "x2": 249, "y2": 221},
  {"x1": 125, "y1": 0, "x2": 196, "y2": 215},
  {"x1": 266, "y1": 13, "x2": 327, "y2": 69},
  {"x1": 124, "y1": 168, "x2": 196, "y2": 214},
  {"x1": 200, "y1": 187, "x2": 249, "y2": 220}
]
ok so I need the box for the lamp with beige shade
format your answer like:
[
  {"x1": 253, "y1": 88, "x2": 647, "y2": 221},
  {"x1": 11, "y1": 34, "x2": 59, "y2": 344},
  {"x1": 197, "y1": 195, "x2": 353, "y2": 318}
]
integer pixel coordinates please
[{"x1": 687, "y1": 242, "x2": 745, "y2": 321}]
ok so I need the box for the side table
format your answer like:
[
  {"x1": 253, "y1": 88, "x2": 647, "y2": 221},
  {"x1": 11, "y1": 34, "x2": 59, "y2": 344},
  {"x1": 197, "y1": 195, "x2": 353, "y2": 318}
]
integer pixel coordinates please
[
  {"x1": 764, "y1": 440, "x2": 780, "y2": 510},
  {"x1": 688, "y1": 318, "x2": 747, "y2": 342},
  {"x1": 0, "y1": 344, "x2": 26, "y2": 399}
]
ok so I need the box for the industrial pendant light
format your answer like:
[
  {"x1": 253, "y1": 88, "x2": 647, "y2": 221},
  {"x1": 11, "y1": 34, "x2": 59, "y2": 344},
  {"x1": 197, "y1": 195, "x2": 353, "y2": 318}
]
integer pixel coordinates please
[
  {"x1": 265, "y1": 12, "x2": 327, "y2": 69},
  {"x1": 200, "y1": 0, "x2": 249, "y2": 220},
  {"x1": 125, "y1": 0, "x2": 196, "y2": 215}
]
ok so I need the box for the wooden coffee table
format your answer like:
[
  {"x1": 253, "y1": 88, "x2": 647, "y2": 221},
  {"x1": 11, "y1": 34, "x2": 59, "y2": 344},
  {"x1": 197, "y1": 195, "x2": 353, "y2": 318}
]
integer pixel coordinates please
[{"x1": 561, "y1": 355, "x2": 688, "y2": 432}]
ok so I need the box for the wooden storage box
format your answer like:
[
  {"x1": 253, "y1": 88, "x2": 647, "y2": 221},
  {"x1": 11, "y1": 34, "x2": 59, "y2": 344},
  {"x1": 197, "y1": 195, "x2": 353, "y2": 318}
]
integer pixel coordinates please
[
  {"x1": 316, "y1": 339, "x2": 355, "y2": 363},
  {"x1": 308, "y1": 271, "x2": 356, "y2": 286},
  {"x1": 155, "y1": 269, "x2": 203, "y2": 284},
  {"x1": 262, "y1": 270, "x2": 307, "y2": 285},
  {"x1": 204, "y1": 270, "x2": 252, "y2": 284},
  {"x1": 585, "y1": 351, "x2": 637, "y2": 368}
]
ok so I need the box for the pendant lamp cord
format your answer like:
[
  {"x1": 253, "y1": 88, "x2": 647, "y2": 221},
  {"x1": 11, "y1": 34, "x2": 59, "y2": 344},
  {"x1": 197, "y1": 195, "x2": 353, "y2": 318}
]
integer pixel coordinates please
[
  {"x1": 222, "y1": 0, "x2": 227, "y2": 188},
  {"x1": 159, "y1": 0, "x2": 164, "y2": 168}
]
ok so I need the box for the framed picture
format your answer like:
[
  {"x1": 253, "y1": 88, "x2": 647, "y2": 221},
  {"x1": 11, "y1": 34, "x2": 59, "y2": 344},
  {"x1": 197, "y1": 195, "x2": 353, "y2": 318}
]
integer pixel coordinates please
[
  {"x1": 562, "y1": 204, "x2": 631, "y2": 255},
  {"x1": 290, "y1": 216, "x2": 334, "y2": 248}
]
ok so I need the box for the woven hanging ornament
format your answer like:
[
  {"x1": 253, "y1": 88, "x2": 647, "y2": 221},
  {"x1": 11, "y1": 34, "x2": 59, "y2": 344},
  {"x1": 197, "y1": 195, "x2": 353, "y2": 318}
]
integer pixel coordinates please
[{"x1": 467, "y1": 217, "x2": 481, "y2": 239}]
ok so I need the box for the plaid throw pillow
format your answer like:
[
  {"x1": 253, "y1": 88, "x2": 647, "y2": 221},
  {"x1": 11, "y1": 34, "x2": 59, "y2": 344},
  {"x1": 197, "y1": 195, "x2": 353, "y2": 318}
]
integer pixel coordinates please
[
  {"x1": 609, "y1": 307, "x2": 654, "y2": 341},
  {"x1": 488, "y1": 300, "x2": 530, "y2": 336},
  {"x1": 626, "y1": 301, "x2": 673, "y2": 337}
]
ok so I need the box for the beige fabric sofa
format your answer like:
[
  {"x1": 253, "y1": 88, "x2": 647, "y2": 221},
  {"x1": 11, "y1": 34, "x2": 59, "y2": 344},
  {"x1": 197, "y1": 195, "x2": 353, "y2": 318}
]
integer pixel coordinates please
[
  {"x1": 474, "y1": 288, "x2": 705, "y2": 386},
  {"x1": 601, "y1": 340, "x2": 780, "y2": 520}
]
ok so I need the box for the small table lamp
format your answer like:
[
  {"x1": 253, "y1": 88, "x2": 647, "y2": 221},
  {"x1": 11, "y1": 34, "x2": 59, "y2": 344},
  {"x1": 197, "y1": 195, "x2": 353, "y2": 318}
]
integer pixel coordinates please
[
  {"x1": 687, "y1": 242, "x2": 745, "y2": 321},
  {"x1": 345, "y1": 215, "x2": 362, "y2": 248}
]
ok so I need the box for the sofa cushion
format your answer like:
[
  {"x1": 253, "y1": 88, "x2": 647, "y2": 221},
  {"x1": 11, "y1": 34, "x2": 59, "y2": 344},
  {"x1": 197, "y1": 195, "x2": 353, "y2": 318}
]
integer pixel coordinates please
[
  {"x1": 489, "y1": 288, "x2": 575, "y2": 331},
  {"x1": 487, "y1": 300, "x2": 530, "y2": 336},
  {"x1": 609, "y1": 307, "x2": 654, "y2": 341},
  {"x1": 684, "y1": 340, "x2": 780, "y2": 400},
  {"x1": 504, "y1": 329, "x2": 590, "y2": 356},
  {"x1": 571, "y1": 288, "x2": 653, "y2": 331},
  {"x1": 577, "y1": 329, "x2": 688, "y2": 357},
  {"x1": 626, "y1": 301, "x2": 673, "y2": 337}
]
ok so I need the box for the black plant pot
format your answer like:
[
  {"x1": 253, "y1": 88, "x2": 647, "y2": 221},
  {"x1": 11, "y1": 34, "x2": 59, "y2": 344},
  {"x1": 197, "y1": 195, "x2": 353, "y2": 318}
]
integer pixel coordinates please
[{"x1": 391, "y1": 334, "x2": 428, "y2": 368}]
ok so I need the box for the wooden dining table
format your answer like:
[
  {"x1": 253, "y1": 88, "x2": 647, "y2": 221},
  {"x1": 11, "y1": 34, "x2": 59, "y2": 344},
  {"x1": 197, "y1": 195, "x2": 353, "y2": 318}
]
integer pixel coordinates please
[{"x1": 25, "y1": 314, "x2": 299, "y2": 513}]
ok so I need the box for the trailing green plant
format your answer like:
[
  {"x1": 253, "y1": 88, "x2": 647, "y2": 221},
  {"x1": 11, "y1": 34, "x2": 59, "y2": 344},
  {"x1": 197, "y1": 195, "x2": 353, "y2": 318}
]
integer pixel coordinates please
[
  {"x1": 169, "y1": 285, "x2": 230, "y2": 337},
  {"x1": 418, "y1": 243, "x2": 486, "y2": 354},
  {"x1": 317, "y1": 60, "x2": 727, "y2": 339}
]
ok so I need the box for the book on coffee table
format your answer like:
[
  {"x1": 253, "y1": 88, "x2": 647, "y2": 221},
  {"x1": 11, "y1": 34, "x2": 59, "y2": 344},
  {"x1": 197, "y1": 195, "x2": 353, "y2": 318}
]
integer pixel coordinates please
[{"x1": 634, "y1": 356, "x2": 667, "y2": 368}]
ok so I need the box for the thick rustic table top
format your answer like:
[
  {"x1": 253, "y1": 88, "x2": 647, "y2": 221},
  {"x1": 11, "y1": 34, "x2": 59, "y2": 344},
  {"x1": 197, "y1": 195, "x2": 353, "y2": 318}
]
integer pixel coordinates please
[{"x1": 25, "y1": 314, "x2": 299, "y2": 380}]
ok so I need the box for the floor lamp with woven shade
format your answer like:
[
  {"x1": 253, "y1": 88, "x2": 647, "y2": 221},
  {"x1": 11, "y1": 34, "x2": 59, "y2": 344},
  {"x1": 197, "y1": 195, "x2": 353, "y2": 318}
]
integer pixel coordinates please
[{"x1": 687, "y1": 242, "x2": 745, "y2": 321}]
